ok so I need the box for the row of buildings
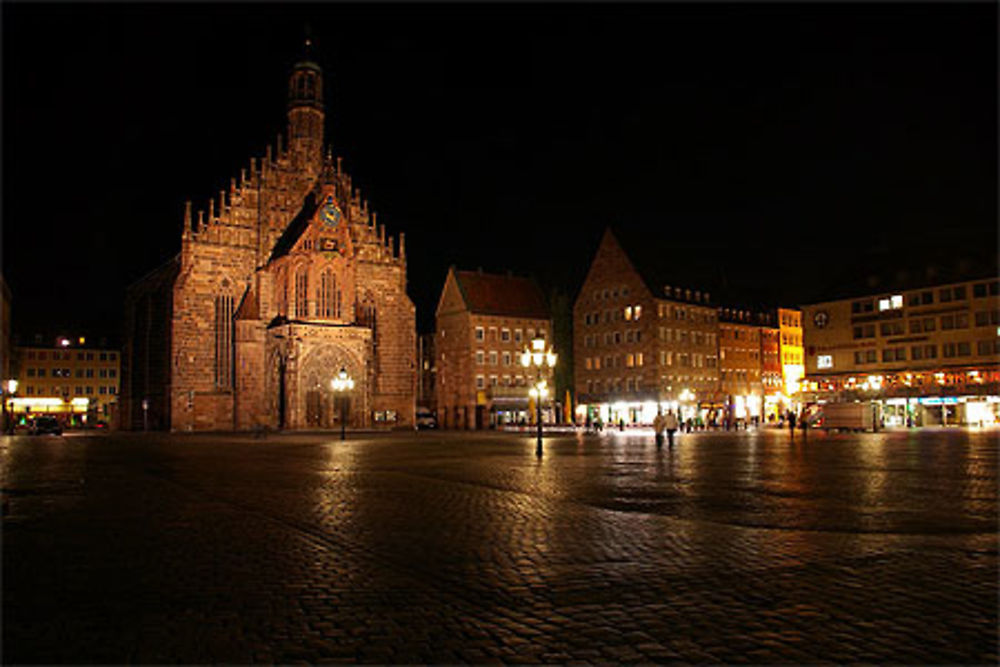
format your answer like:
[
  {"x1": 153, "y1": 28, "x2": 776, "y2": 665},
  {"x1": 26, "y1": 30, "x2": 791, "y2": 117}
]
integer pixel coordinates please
[
  {"x1": 3, "y1": 45, "x2": 996, "y2": 432},
  {"x1": 420, "y1": 228, "x2": 997, "y2": 430}
]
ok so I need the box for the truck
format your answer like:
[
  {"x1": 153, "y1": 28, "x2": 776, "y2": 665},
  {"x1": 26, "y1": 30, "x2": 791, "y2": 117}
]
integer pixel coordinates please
[{"x1": 816, "y1": 402, "x2": 878, "y2": 432}]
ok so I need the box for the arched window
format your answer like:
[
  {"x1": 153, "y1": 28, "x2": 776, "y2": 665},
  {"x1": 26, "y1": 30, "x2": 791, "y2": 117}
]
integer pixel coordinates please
[
  {"x1": 318, "y1": 269, "x2": 337, "y2": 318},
  {"x1": 295, "y1": 268, "x2": 308, "y2": 319},
  {"x1": 214, "y1": 293, "x2": 234, "y2": 389}
]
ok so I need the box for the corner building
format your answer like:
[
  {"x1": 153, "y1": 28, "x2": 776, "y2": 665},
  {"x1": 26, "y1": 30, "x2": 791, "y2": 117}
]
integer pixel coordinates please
[
  {"x1": 435, "y1": 268, "x2": 552, "y2": 429},
  {"x1": 802, "y1": 275, "x2": 1000, "y2": 426},
  {"x1": 123, "y1": 47, "x2": 416, "y2": 431}
]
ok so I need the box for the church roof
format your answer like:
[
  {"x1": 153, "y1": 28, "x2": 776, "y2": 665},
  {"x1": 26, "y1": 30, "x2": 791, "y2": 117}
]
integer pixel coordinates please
[
  {"x1": 453, "y1": 269, "x2": 549, "y2": 320},
  {"x1": 269, "y1": 192, "x2": 320, "y2": 261},
  {"x1": 234, "y1": 283, "x2": 260, "y2": 320}
]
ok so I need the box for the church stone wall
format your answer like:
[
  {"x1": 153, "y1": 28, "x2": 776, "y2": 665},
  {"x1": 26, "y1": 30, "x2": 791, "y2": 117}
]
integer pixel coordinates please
[
  {"x1": 171, "y1": 239, "x2": 255, "y2": 431},
  {"x1": 356, "y1": 261, "x2": 417, "y2": 427}
]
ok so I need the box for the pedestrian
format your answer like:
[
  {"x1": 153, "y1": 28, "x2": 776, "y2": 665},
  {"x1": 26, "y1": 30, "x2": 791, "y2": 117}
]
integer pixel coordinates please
[
  {"x1": 619, "y1": 417, "x2": 625, "y2": 432},
  {"x1": 788, "y1": 410, "x2": 797, "y2": 436},
  {"x1": 653, "y1": 410, "x2": 666, "y2": 449},
  {"x1": 664, "y1": 410, "x2": 679, "y2": 447}
]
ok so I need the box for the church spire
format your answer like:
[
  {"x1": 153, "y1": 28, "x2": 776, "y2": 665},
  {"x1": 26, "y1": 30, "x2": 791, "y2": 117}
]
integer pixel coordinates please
[{"x1": 287, "y1": 26, "x2": 325, "y2": 169}]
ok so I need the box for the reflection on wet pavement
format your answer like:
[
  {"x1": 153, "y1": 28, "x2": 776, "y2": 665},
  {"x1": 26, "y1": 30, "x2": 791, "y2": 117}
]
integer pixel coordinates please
[{"x1": 2, "y1": 428, "x2": 996, "y2": 663}]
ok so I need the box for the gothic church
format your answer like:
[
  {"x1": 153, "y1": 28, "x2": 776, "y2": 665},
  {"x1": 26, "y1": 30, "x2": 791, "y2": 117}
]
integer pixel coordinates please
[{"x1": 123, "y1": 44, "x2": 416, "y2": 430}]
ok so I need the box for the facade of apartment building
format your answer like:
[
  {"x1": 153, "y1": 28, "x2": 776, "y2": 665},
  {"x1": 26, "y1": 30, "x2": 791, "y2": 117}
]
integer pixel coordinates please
[
  {"x1": 435, "y1": 268, "x2": 551, "y2": 429},
  {"x1": 574, "y1": 229, "x2": 724, "y2": 425},
  {"x1": 801, "y1": 276, "x2": 1000, "y2": 426},
  {"x1": 718, "y1": 309, "x2": 764, "y2": 425},
  {"x1": 11, "y1": 335, "x2": 120, "y2": 427}
]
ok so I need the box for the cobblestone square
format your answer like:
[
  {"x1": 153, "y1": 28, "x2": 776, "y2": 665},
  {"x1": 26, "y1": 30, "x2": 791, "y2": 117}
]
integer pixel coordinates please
[{"x1": 2, "y1": 428, "x2": 997, "y2": 663}]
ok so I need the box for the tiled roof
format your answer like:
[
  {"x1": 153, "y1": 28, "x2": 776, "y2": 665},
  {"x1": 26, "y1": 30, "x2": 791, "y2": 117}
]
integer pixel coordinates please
[
  {"x1": 270, "y1": 192, "x2": 320, "y2": 261},
  {"x1": 454, "y1": 269, "x2": 549, "y2": 319}
]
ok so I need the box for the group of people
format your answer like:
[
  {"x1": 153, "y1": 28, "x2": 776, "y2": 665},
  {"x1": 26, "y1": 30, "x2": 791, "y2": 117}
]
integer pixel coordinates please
[{"x1": 652, "y1": 410, "x2": 680, "y2": 448}]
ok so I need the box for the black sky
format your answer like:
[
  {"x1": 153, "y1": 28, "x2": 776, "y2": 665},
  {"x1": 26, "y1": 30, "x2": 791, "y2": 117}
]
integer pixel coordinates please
[{"x1": 3, "y1": 2, "x2": 996, "y2": 337}]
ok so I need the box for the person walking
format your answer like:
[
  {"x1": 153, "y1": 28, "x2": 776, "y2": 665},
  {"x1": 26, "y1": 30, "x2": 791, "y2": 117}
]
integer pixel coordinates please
[
  {"x1": 788, "y1": 409, "x2": 797, "y2": 436},
  {"x1": 653, "y1": 410, "x2": 666, "y2": 449},
  {"x1": 664, "y1": 410, "x2": 679, "y2": 447}
]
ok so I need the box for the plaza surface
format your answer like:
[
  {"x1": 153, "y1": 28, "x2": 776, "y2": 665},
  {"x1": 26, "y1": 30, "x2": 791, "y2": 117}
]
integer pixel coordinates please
[{"x1": 2, "y1": 428, "x2": 997, "y2": 664}]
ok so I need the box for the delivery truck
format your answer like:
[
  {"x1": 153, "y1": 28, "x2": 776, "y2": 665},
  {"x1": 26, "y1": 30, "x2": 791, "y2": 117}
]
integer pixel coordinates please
[{"x1": 817, "y1": 402, "x2": 878, "y2": 432}]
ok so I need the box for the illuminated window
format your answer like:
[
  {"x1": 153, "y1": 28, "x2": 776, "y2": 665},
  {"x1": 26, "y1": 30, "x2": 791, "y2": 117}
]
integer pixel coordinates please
[
  {"x1": 634, "y1": 305, "x2": 642, "y2": 320},
  {"x1": 891, "y1": 294, "x2": 903, "y2": 309},
  {"x1": 214, "y1": 294, "x2": 234, "y2": 389},
  {"x1": 624, "y1": 306, "x2": 632, "y2": 321},
  {"x1": 585, "y1": 358, "x2": 593, "y2": 370},
  {"x1": 626, "y1": 354, "x2": 634, "y2": 367},
  {"x1": 878, "y1": 298, "x2": 891, "y2": 311},
  {"x1": 317, "y1": 270, "x2": 338, "y2": 318},
  {"x1": 294, "y1": 268, "x2": 308, "y2": 318}
]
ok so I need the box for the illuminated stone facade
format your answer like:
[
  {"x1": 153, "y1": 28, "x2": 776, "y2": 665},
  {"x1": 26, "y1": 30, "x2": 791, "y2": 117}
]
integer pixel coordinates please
[
  {"x1": 574, "y1": 229, "x2": 722, "y2": 424},
  {"x1": 573, "y1": 229, "x2": 806, "y2": 426},
  {"x1": 435, "y1": 268, "x2": 551, "y2": 429},
  {"x1": 123, "y1": 47, "x2": 416, "y2": 431},
  {"x1": 718, "y1": 312, "x2": 763, "y2": 422}
]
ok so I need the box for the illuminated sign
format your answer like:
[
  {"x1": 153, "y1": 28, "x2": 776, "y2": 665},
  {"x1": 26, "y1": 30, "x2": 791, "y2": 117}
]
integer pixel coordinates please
[
  {"x1": 919, "y1": 397, "x2": 958, "y2": 405},
  {"x1": 817, "y1": 355, "x2": 833, "y2": 369}
]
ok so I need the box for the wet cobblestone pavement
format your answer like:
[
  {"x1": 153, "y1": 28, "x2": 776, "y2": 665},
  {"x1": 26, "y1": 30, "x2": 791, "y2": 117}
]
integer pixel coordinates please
[{"x1": 2, "y1": 428, "x2": 997, "y2": 664}]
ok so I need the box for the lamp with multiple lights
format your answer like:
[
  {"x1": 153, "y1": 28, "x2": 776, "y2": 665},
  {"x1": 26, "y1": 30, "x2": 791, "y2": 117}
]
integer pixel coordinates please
[
  {"x1": 330, "y1": 368, "x2": 355, "y2": 440},
  {"x1": 520, "y1": 337, "x2": 557, "y2": 457}
]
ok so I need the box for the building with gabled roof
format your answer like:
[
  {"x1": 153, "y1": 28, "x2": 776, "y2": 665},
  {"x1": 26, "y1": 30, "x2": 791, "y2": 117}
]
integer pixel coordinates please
[
  {"x1": 435, "y1": 267, "x2": 552, "y2": 429},
  {"x1": 122, "y1": 41, "x2": 416, "y2": 431}
]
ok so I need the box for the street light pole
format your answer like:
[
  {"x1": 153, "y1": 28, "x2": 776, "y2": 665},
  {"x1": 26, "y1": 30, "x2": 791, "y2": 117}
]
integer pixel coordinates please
[
  {"x1": 331, "y1": 368, "x2": 355, "y2": 441},
  {"x1": 4, "y1": 379, "x2": 17, "y2": 435},
  {"x1": 521, "y1": 337, "x2": 557, "y2": 458}
]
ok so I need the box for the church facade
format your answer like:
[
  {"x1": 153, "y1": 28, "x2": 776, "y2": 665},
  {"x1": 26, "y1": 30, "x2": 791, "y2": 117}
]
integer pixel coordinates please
[{"x1": 122, "y1": 48, "x2": 416, "y2": 431}]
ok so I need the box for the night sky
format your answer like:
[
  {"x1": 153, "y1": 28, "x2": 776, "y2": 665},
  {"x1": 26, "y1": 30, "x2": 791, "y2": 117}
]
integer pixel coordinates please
[{"x1": 3, "y1": 3, "x2": 996, "y2": 338}]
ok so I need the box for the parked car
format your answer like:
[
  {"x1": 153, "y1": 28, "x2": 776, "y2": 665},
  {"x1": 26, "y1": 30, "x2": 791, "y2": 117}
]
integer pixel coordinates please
[
  {"x1": 30, "y1": 416, "x2": 63, "y2": 436},
  {"x1": 416, "y1": 408, "x2": 437, "y2": 430}
]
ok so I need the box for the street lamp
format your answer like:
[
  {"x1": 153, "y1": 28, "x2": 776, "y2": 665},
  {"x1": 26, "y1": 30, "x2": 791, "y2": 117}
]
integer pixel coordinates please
[
  {"x1": 521, "y1": 337, "x2": 557, "y2": 457},
  {"x1": 330, "y1": 368, "x2": 354, "y2": 441},
  {"x1": 4, "y1": 379, "x2": 17, "y2": 435}
]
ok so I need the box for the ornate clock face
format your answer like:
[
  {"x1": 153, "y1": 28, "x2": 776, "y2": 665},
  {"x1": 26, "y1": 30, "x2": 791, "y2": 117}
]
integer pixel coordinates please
[
  {"x1": 814, "y1": 311, "x2": 829, "y2": 329},
  {"x1": 320, "y1": 199, "x2": 342, "y2": 228}
]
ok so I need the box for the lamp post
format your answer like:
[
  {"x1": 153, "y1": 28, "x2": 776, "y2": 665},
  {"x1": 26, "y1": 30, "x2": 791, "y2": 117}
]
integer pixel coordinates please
[
  {"x1": 679, "y1": 388, "x2": 694, "y2": 429},
  {"x1": 330, "y1": 368, "x2": 354, "y2": 441},
  {"x1": 4, "y1": 379, "x2": 17, "y2": 435},
  {"x1": 521, "y1": 337, "x2": 557, "y2": 457}
]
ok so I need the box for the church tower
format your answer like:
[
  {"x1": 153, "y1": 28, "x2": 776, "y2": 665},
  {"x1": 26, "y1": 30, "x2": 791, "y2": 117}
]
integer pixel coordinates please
[{"x1": 287, "y1": 35, "x2": 325, "y2": 172}]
